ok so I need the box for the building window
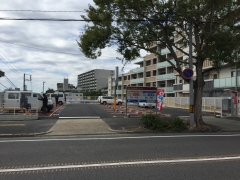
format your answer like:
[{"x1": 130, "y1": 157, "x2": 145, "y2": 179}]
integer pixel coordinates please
[{"x1": 213, "y1": 74, "x2": 218, "y2": 79}]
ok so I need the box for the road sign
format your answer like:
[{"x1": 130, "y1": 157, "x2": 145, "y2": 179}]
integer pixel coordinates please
[
  {"x1": 182, "y1": 68, "x2": 194, "y2": 79},
  {"x1": 126, "y1": 87, "x2": 157, "y2": 103},
  {"x1": 157, "y1": 89, "x2": 164, "y2": 111}
]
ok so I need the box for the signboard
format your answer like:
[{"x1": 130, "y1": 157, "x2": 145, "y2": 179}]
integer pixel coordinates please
[
  {"x1": 157, "y1": 89, "x2": 165, "y2": 111},
  {"x1": 222, "y1": 98, "x2": 231, "y2": 116},
  {"x1": 182, "y1": 68, "x2": 194, "y2": 79},
  {"x1": 127, "y1": 87, "x2": 157, "y2": 103}
]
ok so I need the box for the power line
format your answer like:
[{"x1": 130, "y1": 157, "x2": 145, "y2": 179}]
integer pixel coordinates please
[
  {"x1": 0, "y1": 83, "x2": 8, "y2": 89},
  {"x1": 0, "y1": 39, "x2": 126, "y2": 58},
  {"x1": 0, "y1": 10, "x2": 85, "y2": 12},
  {"x1": 0, "y1": 39, "x2": 82, "y2": 56},
  {"x1": 0, "y1": 50, "x2": 24, "y2": 75},
  {"x1": 0, "y1": 17, "x2": 153, "y2": 22},
  {"x1": 4, "y1": 75, "x2": 17, "y2": 88},
  {"x1": 0, "y1": 17, "x2": 94, "y2": 21},
  {"x1": 0, "y1": 53, "x2": 23, "y2": 77}
]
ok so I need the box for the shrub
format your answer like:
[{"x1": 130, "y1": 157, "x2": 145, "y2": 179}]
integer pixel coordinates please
[{"x1": 140, "y1": 114, "x2": 187, "y2": 132}]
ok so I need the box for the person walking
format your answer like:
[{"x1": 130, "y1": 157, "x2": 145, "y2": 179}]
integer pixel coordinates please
[
  {"x1": 38, "y1": 94, "x2": 48, "y2": 114},
  {"x1": 55, "y1": 94, "x2": 59, "y2": 106}
]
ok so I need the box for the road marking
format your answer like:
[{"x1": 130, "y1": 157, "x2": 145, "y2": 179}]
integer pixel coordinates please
[
  {"x1": 49, "y1": 105, "x2": 64, "y2": 117},
  {"x1": 59, "y1": 116, "x2": 101, "y2": 119},
  {"x1": 1, "y1": 134, "x2": 240, "y2": 143},
  {"x1": 0, "y1": 156, "x2": 240, "y2": 173},
  {"x1": 0, "y1": 124, "x2": 25, "y2": 127}
]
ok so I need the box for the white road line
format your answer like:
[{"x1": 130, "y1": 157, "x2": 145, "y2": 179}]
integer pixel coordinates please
[
  {"x1": 1, "y1": 134, "x2": 240, "y2": 143},
  {"x1": 1, "y1": 156, "x2": 240, "y2": 173},
  {"x1": 59, "y1": 116, "x2": 101, "y2": 119}
]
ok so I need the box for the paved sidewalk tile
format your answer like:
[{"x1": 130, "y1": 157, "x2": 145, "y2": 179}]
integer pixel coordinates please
[{"x1": 47, "y1": 119, "x2": 115, "y2": 135}]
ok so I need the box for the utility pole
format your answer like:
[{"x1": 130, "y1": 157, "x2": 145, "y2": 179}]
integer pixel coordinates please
[
  {"x1": 43, "y1": 81, "x2": 46, "y2": 93},
  {"x1": 236, "y1": 53, "x2": 238, "y2": 117},
  {"x1": 113, "y1": 66, "x2": 118, "y2": 117},
  {"x1": 189, "y1": 22, "x2": 194, "y2": 126},
  {"x1": 23, "y1": 73, "x2": 26, "y2": 91},
  {"x1": 23, "y1": 73, "x2": 32, "y2": 91}
]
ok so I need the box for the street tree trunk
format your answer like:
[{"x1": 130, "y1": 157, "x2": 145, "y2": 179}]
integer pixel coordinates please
[{"x1": 193, "y1": 59, "x2": 205, "y2": 127}]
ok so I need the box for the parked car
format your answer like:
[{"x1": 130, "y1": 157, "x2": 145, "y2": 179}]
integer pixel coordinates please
[
  {"x1": 47, "y1": 92, "x2": 66, "y2": 105},
  {"x1": 138, "y1": 102, "x2": 156, "y2": 108},
  {"x1": 0, "y1": 90, "x2": 53, "y2": 112},
  {"x1": 98, "y1": 96, "x2": 123, "y2": 105}
]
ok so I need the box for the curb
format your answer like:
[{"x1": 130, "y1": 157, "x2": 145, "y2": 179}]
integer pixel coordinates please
[
  {"x1": 107, "y1": 127, "x2": 133, "y2": 133},
  {"x1": 0, "y1": 130, "x2": 53, "y2": 137}
]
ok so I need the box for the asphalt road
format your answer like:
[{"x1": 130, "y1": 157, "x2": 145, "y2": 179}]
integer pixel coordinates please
[
  {"x1": 0, "y1": 103, "x2": 216, "y2": 135},
  {"x1": 1, "y1": 134, "x2": 240, "y2": 179}
]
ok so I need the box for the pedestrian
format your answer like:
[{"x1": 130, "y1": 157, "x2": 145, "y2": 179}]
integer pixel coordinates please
[
  {"x1": 55, "y1": 94, "x2": 59, "y2": 106},
  {"x1": 38, "y1": 93, "x2": 48, "y2": 114}
]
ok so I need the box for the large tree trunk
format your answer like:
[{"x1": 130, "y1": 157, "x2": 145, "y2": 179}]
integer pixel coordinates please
[
  {"x1": 193, "y1": 60, "x2": 205, "y2": 127},
  {"x1": 193, "y1": 81, "x2": 205, "y2": 127}
]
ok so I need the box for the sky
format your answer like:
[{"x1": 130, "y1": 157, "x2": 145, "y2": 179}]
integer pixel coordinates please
[{"x1": 0, "y1": 0, "x2": 147, "y2": 93}]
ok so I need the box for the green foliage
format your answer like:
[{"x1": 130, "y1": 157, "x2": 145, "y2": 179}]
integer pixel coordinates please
[
  {"x1": 140, "y1": 114, "x2": 186, "y2": 132},
  {"x1": 45, "y1": 88, "x2": 55, "y2": 94},
  {"x1": 78, "y1": 0, "x2": 240, "y2": 126},
  {"x1": 78, "y1": 0, "x2": 240, "y2": 66},
  {"x1": 83, "y1": 90, "x2": 102, "y2": 96}
]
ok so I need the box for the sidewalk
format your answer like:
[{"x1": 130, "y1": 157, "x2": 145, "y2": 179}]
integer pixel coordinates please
[
  {"x1": 203, "y1": 116, "x2": 240, "y2": 132},
  {"x1": 0, "y1": 116, "x2": 240, "y2": 137}
]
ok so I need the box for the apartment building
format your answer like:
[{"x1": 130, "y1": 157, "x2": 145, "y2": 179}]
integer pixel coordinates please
[
  {"x1": 109, "y1": 40, "x2": 240, "y2": 99},
  {"x1": 78, "y1": 69, "x2": 114, "y2": 92},
  {"x1": 57, "y1": 83, "x2": 75, "y2": 91}
]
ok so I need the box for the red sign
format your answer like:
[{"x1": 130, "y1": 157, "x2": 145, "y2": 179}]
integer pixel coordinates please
[{"x1": 157, "y1": 89, "x2": 164, "y2": 111}]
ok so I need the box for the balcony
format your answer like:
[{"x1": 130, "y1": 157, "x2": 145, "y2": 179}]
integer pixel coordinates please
[
  {"x1": 160, "y1": 47, "x2": 176, "y2": 55},
  {"x1": 116, "y1": 90, "x2": 122, "y2": 94},
  {"x1": 160, "y1": 86, "x2": 174, "y2": 92},
  {"x1": 157, "y1": 59, "x2": 176, "y2": 68},
  {"x1": 130, "y1": 78, "x2": 144, "y2": 84},
  {"x1": 214, "y1": 76, "x2": 240, "y2": 88},
  {"x1": 173, "y1": 83, "x2": 183, "y2": 91},
  {"x1": 131, "y1": 67, "x2": 144, "y2": 73},
  {"x1": 157, "y1": 73, "x2": 175, "y2": 81}
]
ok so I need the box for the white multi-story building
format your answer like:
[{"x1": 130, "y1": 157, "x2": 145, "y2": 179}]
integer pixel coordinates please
[
  {"x1": 108, "y1": 41, "x2": 239, "y2": 99},
  {"x1": 78, "y1": 69, "x2": 114, "y2": 92}
]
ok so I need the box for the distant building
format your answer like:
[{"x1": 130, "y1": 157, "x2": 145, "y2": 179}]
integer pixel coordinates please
[
  {"x1": 57, "y1": 83, "x2": 75, "y2": 91},
  {"x1": 77, "y1": 69, "x2": 114, "y2": 92}
]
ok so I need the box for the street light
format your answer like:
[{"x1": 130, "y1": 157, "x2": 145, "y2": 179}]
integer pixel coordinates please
[
  {"x1": 235, "y1": 53, "x2": 239, "y2": 117},
  {"x1": 43, "y1": 81, "x2": 45, "y2": 93}
]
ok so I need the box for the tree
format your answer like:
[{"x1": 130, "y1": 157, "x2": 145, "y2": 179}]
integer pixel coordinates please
[
  {"x1": 83, "y1": 90, "x2": 102, "y2": 96},
  {"x1": 78, "y1": 0, "x2": 240, "y2": 128},
  {"x1": 45, "y1": 88, "x2": 55, "y2": 94}
]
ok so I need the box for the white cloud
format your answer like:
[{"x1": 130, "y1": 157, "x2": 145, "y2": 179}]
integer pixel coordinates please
[{"x1": 0, "y1": 0, "x2": 147, "y2": 93}]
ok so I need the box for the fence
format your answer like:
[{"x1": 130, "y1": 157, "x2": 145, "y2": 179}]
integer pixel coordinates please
[
  {"x1": 163, "y1": 97, "x2": 226, "y2": 114},
  {"x1": 64, "y1": 95, "x2": 237, "y2": 116},
  {"x1": 66, "y1": 96, "x2": 99, "y2": 103}
]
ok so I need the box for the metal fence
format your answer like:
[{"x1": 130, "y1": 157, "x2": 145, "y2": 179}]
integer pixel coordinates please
[
  {"x1": 66, "y1": 96, "x2": 99, "y2": 103},
  {"x1": 163, "y1": 97, "x2": 226, "y2": 114}
]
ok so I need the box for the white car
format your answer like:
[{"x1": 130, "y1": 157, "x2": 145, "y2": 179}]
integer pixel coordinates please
[
  {"x1": 138, "y1": 102, "x2": 156, "y2": 108},
  {"x1": 98, "y1": 96, "x2": 123, "y2": 105}
]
